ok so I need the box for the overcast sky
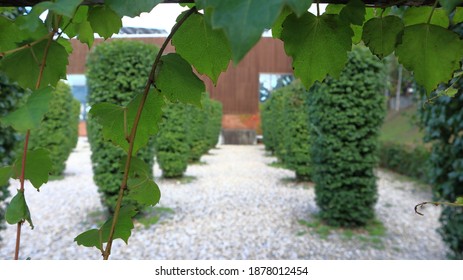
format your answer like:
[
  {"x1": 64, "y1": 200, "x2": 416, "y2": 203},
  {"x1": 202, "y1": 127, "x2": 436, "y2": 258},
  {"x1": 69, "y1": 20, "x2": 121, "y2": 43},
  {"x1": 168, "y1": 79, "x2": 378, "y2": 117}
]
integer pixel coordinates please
[{"x1": 121, "y1": 4, "x2": 327, "y2": 32}]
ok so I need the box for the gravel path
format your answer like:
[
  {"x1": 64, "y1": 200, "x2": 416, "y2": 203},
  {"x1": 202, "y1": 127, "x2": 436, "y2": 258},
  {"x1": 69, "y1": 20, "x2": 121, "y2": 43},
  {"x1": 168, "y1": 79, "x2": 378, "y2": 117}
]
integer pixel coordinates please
[{"x1": 0, "y1": 138, "x2": 447, "y2": 259}]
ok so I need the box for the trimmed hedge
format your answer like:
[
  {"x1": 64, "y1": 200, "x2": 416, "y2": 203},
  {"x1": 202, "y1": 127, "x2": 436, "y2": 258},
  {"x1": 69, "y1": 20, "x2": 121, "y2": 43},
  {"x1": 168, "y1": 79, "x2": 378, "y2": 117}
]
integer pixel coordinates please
[
  {"x1": 155, "y1": 94, "x2": 222, "y2": 178},
  {"x1": 261, "y1": 81, "x2": 312, "y2": 180},
  {"x1": 419, "y1": 90, "x2": 463, "y2": 259},
  {"x1": 155, "y1": 102, "x2": 190, "y2": 178},
  {"x1": 86, "y1": 40, "x2": 158, "y2": 213},
  {"x1": 378, "y1": 141, "x2": 430, "y2": 183},
  {"x1": 28, "y1": 81, "x2": 80, "y2": 176},
  {"x1": 0, "y1": 73, "x2": 26, "y2": 237},
  {"x1": 308, "y1": 47, "x2": 386, "y2": 227}
]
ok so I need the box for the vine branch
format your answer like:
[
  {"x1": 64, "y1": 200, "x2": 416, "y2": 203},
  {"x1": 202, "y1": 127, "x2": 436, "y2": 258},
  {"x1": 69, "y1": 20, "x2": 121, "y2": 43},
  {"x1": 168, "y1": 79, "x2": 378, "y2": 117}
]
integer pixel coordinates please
[
  {"x1": 101, "y1": 7, "x2": 197, "y2": 260},
  {"x1": 415, "y1": 201, "x2": 463, "y2": 216}
]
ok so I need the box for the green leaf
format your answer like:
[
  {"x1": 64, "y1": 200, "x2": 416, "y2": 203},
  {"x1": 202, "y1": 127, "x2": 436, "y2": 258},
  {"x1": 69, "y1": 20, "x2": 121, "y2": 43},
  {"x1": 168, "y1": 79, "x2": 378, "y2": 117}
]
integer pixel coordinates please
[
  {"x1": 396, "y1": 24, "x2": 463, "y2": 94},
  {"x1": 34, "y1": 0, "x2": 83, "y2": 18},
  {"x1": 453, "y1": 7, "x2": 463, "y2": 24},
  {"x1": 0, "y1": 40, "x2": 68, "y2": 90},
  {"x1": 122, "y1": 156, "x2": 152, "y2": 179},
  {"x1": 172, "y1": 13, "x2": 231, "y2": 85},
  {"x1": 106, "y1": 0, "x2": 162, "y2": 17},
  {"x1": 5, "y1": 191, "x2": 33, "y2": 229},
  {"x1": 89, "y1": 90, "x2": 164, "y2": 153},
  {"x1": 325, "y1": 4, "x2": 343, "y2": 14},
  {"x1": 127, "y1": 177, "x2": 161, "y2": 206},
  {"x1": 1, "y1": 87, "x2": 53, "y2": 132},
  {"x1": 88, "y1": 5, "x2": 122, "y2": 39},
  {"x1": 0, "y1": 16, "x2": 21, "y2": 52},
  {"x1": 75, "y1": 206, "x2": 137, "y2": 249},
  {"x1": 0, "y1": 166, "x2": 12, "y2": 186},
  {"x1": 76, "y1": 20, "x2": 94, "y2": 48},
  {"x1": 201, "y1": 0, "x2": 285, "y2": 62},
  {"x1": 74, "y1": 229, "x2": 101, "y2": 249},
  {"x1": 284, "y1": 0, "x2": 313, "y2": 17},
  {"x1": 157, "y1": 53, "x2": 205, "y2": 107},
  {"x1": 340, "y1": 0, "x2": 365, "y2": 26},
  {"x1": 12, "y1": 148, "x2": 53, "y2": 190},
  {"x1": 456, "y1": 197, "x2": 463, "y2": 204},
  {"x1": 403, "y1": 7, "x2": 449, "y2": 28},
  {"x1": 272, "y1": 6, "x2": 292, "y2": 39},
  {"x1": 362, "y1": 16, "x2": 404, "y2": 59},
  {"x1": 57, "y1": 37, "x2": 73, "y2": 54},
  {"x1": 439, "y1": 0, "x2": 463, "y2": 14},
  {"x1": 444, "y1": 86, "x2": 459, "y2": 97},
  {"x1": 281, "y1": 13, "x2": 353, "y2": 89}
]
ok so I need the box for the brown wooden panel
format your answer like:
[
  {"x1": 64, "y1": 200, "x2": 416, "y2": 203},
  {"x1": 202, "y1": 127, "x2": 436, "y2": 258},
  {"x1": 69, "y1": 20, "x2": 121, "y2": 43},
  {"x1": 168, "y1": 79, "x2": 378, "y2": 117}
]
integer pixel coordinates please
[{"x1": 67, "y1": 36, "x2": 293, "y2": 115}]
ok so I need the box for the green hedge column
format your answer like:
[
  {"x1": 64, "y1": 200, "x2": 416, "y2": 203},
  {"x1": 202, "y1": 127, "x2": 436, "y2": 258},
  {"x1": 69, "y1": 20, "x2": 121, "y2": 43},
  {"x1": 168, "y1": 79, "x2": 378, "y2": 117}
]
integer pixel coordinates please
[
  {"x1": 155, "y1": 103, "x2": 190, "y2": 178},
  {"x1": 420, "y1": 90, "x2": 463, "y2": 259},
  {"x1": 308, "y1": 47, "x2": 386, "y2": 227},
  {"x1": 28, "y1": 81, "x2": 80, "y2": 176},
  {"x1": 186, "y1": 97, "x2": 209, "y2": 162},
  {"x1": 204, "y1": 94, "x2": 223, "y2": 150},
  {"x1": 86, "y1": 40, "x2": 158, "y2": 212},
  {"x1": 283, "y1": 81, "x2": 312, "y2": 181}
]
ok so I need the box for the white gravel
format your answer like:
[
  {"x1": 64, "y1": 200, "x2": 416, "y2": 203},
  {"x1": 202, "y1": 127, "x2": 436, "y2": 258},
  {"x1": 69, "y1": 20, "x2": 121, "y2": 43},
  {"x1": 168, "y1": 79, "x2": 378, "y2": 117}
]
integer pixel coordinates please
[{"x1": 0, "y1": 138, "x2": 447, "y2": 259}]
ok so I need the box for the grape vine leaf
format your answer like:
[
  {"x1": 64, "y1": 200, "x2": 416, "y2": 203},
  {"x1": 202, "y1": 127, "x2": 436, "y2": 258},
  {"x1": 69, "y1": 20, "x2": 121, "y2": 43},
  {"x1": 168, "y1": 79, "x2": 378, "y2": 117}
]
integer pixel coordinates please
[
  {"x1": 340, "y1": 0, "x2": 365, "y2": 26},
  {"x1": 285, "y1": 0, "x2": 313, "y2": 17},
  {"x1": 0, "y1": 40, "x2": 68, "y2": 90},
  {"x1": 0, "y1": 166, "x2": 12, "y2": 186},
  {"x1": 122, "y1": 156, "x2": 152, "y2": 179},
  {"x1": 127, "y1": 177, "x2": 161, "y2": 206},
  {"x1": 199, "y1": 0, "x2": 285, "y2": 62},
  {"x1": 157, "y1": 53, "x2": 205, "y2": 107},
  {"x1": 172, "y1": 13, "x2": 231, "y2": 85},
  {"x1": 439, "y1": 0, "x2": 463, "y2": 14},
  {"x1": 106, "y1": 0, "x2": 163, "y2": 18},
  {"x1": 89, "y1": 90, "x2": 164, "y2": 153},
  {"x1": 0, "y1": 16, "x2": 20, "y2": 52},
  {"x1": 456, "y1": 197, "x2": 463, "y2": 204},
  {"x1": 1, "y1": 87, "x2": 53, "y2": 132},
  {"x1": 88, "y1": 5, "x2": 122, "y2": 39},
  {"x1": 395, "y1": 23, "x2": 463, "y2": 94},
  {"x1": 453, "y1": 7, "x2": 463, "y2": 24},
  {"x1": 57, "y1": 38, "x2": 73, "y2": 54},
  {"x1": 62, "y1": 6, "x2": 94, "y2": 48},
  {"x1": 12, "y1": 148, "x2": 53, "y2": 190},
  {"x1": 272, "y1": 6, "x2": 292, "y2": 39},
  {"x1": 325, "y1": 4, "x2": 343, "y2": 14},
  {"x1": 281, "y1": 13, "x2": 353, "y2": 89},
  {"x1": 362, "y1": 16, "x2": 404, "y2": 59},
  {"x1": 34, "y1": 0, "x2": 83, "y2": 18},
  {"x1": 5, "y1": 191, "x2": 34, "y2": 229},
  {"x1": 15, "y1": 9, "x2": 48, "y2": 41},
  {"x1": 403, "y1": 7, "x2": 449, "y2": 28},
  {"x1": 75, "y1": 206, "x2": 137, "y2": 249}
]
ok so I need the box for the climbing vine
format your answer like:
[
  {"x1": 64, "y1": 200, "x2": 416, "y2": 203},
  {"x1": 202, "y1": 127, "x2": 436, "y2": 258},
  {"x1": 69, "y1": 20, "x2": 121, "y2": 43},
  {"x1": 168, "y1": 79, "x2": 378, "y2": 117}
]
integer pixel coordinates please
[{"x1": 0, "y1": 0, "x2": 463, "y2": 259}]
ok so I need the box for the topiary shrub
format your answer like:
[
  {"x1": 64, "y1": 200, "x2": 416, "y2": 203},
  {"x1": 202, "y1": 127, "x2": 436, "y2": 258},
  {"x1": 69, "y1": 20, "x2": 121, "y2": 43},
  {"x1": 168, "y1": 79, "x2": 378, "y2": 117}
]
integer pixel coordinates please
[
  {"x1": 186, "y1": 95, "x2": 209, "y2": 162},
  {"x1": 155, "y1": 102, "x2": 190, "y2": 178},
  {"x1": 0, "y1": 73, "x2": 26, "y2": 237},
  {"x1": 86, "y1": 40, "x2": 158, "y2": 213},
  {"x1": 261, "y1": 88, "x2": 287, "y2": 161},
  {"x1": 28, "y1": 81, "x2": 80, "y2": 176},
  {"x1": 419, "y1": 90, "x2": 463, "y2": 259},
  {"x1": 308, "y1": 47, "x2": 386, "y2": 227},
  {"x1": 204, "y1": 94, "x2": 222, "y2": 150},
  {"x1": 282, "y1": 80, "x2": 312, "y2": 181}
]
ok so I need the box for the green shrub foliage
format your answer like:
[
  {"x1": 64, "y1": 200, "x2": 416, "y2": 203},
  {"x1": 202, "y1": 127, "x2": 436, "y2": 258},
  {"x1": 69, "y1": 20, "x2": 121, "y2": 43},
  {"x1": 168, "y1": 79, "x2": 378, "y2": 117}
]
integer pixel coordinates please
[
  {"x1": 86, "y1": 40, "x2": 158, "y2": 212},
  {"x1": 186, "y1": 98, "x2": 209, "y2": 162},
  {"x1": 28, "y1": 81, "x2": 80, "y2": 176},
  {"x1": 261, "y1": 81, "x2": 312, "y2": 180},
  {"x1": 155, "y1": 102, "x2": 190, "y2": 178},
  {"x1": 378, "y1": 141, "x2": 430, "y2": 183},
  {"x1": 420, "y1": 90, "x2": 463, "y2": 259},
  {"x1": 0, "y1": 73, "x2": 26, "y2": 237},
  {"x1": 308, "y1": 47, "x2": 386, "y2": 227},
  {"x1": 204, "y1": 96, "x2": 223, "y2": 150}
]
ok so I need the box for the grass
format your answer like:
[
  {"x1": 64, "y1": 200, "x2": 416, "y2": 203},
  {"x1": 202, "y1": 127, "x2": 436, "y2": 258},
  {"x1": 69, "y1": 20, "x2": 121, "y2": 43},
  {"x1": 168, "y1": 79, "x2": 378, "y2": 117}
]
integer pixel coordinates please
[
  {"x1": 137, "y1": 206, "x2": 175, "y2": 228},
  {"x1": 297, "y1": 216, "x2": 387, "y2": 249},
  {"x1": 379, "y1": 105, "x2": 424, "y2": 146}
]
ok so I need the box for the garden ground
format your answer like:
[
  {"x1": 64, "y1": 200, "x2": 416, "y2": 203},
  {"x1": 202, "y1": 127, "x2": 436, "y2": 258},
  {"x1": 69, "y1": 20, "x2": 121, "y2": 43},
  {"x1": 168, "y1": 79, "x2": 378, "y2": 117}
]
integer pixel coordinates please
[{"x1": 0, "y1": 138, "x2": 446, "y2": 259}]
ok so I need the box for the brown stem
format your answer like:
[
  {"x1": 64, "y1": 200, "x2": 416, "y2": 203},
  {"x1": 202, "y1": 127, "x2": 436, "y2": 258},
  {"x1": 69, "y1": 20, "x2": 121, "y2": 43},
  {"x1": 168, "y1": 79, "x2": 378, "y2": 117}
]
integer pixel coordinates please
[
  {"x1": 13, "y1": 30, "x2": 56, "y2": 260},
  {"x1": 101, "y1": 7, "x2": 197, "y2": 260},
  {"x1": 0, "y1": 33, "x2": 52, "y2": 58}
]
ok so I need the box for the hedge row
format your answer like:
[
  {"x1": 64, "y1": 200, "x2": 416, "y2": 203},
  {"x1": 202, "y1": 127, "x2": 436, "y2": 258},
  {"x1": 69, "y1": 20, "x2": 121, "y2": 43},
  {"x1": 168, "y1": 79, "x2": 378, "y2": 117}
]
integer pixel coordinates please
[
  {"x1": 86, "y1": 40, "x2": 159, "y2": 213},
  {"x1": 261, "y1": 81, "x2": 311, "y2": 180},
  {"x1": 155, "y1": 94, "x2": 222, "y2": 178},
  {"x1": 28, "y1": 81, "x2": 80, "y2": 176},
  {"x1": 378, "y1": 141, "x2": 431, "y2": 183}
]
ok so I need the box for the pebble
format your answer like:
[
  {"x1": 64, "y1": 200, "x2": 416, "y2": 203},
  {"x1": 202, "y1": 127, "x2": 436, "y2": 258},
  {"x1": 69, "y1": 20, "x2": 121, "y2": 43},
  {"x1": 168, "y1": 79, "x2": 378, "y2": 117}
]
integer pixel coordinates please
[{"x1": 0, "y1": 138, "x2": 448, "y2": 259}]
